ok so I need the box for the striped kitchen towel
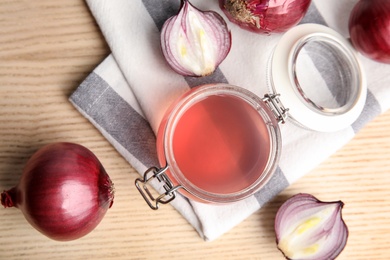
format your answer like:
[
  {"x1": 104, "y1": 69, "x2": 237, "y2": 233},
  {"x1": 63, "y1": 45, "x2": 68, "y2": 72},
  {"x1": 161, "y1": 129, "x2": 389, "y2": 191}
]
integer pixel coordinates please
[{"x1": 69, "y1": 0, "x2": 390, "y2": 241}]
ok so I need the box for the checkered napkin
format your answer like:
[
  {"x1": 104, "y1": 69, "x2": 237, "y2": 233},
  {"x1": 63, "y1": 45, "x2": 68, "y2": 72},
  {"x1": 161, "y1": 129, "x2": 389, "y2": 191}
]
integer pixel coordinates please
[{"x1": 69, "y1": 0, "x2": 390, "y2": 241}]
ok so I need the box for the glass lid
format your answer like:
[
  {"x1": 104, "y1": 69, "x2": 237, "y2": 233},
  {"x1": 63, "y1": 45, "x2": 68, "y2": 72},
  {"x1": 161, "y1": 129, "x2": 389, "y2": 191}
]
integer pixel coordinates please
[{"x1": 269, "y1": 24, "x2": 367, "y2": 132}]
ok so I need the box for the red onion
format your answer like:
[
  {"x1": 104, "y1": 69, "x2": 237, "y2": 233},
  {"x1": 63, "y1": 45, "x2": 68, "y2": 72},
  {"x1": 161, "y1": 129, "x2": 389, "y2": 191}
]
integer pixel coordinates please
[
  {"x1": 219, "y1": 0, "x2": 311, "y2": 34},
  {"x1": 1, "y1": 142, "x2": 114, "y2": 241},
  {"x1": 161, "y1": 0, "x2": 231, "y2": 77},
  {"x1": 274, "y1": 193, "x2": 348, "y2": 260},
  {"x1": 349, "y1": 0, "x2": 390, "y2": 64}
]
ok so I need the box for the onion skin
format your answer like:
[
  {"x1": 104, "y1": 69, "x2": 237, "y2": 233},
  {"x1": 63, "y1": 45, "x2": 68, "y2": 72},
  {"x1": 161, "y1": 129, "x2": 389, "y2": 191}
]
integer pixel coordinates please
[
  {"x1": 219, "y1": 0, "x2": 312, "y2": 34},
  {"x1": 1, "y1": 143, "x2": 114, "y2": 241},
  {"x1": 274, "y1": 193, "x2": 348, "y2": 260},
  {"x1": 349, "y1": 0, "x2": 390, "y2": 64}
]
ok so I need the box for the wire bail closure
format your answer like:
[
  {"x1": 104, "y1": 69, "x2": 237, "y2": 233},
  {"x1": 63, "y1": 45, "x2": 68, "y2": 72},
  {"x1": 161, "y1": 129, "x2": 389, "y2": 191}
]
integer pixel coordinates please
[
  {"x1": 135, "y1": 166, "x2": 182, "y2": 210},
  {"x1": 263, "y1": 94, "x2": 289, "y2": 124}
]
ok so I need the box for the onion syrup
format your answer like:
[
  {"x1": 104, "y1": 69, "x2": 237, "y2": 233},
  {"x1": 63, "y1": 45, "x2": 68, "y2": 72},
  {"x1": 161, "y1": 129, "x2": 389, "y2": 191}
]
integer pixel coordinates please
[
  {"x1": 157, "y1": 89, "x2": 272, "y2": 197},
  {"x1": 172, "y1": 94, "x2": 271, "y2": 194}
]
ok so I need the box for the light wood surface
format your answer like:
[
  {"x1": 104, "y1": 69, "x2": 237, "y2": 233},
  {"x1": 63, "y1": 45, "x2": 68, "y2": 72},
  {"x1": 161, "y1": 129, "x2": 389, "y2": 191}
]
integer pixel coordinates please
[{"x1": 1, "y1": 1, "x2": 389, "y2": 259}]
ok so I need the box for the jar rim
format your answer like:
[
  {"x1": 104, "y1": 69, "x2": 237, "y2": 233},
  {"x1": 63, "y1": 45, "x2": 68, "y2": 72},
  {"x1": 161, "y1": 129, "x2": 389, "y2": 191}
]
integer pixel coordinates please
[{"x1": 290, "y1": 33, "x2": 361, "y2": 115}]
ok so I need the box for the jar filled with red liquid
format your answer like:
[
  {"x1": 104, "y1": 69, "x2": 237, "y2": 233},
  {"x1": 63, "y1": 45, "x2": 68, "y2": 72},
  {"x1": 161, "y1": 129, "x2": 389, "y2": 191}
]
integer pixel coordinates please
[
  {"x1": 156, "y1": 84, "x2": 282, "y2": 204},
  {"x1": 135, "y1": 24, "x2": 366, "y2": 209}
]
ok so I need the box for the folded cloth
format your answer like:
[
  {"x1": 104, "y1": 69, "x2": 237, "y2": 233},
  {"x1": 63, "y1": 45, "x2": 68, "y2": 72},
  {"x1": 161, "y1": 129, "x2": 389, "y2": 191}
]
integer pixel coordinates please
[{"x1": 69, "y1": 0, "x2": 390, "y2": 241}]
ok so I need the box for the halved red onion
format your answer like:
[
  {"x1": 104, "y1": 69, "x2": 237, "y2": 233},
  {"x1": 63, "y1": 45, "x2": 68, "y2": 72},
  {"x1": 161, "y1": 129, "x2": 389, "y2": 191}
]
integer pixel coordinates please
[
  {"x1": 219, "y1": 0, "x2": 311, "y2": 34},
  {"x1": 275, "y1": 193, "x2": 348, "y2": 260},
  {"x1": 161, "y1": 0, "x2": 231, "y2": 77}
]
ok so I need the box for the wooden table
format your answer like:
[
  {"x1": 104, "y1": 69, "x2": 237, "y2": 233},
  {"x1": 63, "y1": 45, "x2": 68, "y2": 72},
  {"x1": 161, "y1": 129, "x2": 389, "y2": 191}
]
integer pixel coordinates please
[{"x1": 1, "y1": 1, "x2": 389, "y2": 259}]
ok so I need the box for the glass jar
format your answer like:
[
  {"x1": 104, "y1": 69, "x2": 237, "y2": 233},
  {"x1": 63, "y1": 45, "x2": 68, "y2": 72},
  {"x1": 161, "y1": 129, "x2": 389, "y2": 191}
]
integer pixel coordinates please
[{"x1": 135, "y1": 24, "x2": 366, "y2": 210}]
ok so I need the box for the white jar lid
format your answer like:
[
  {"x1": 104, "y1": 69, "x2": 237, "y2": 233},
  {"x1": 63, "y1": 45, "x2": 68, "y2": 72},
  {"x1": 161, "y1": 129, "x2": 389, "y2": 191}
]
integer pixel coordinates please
[{"x1": 269, "y1": 24, "x2": 367, "y2": 132}]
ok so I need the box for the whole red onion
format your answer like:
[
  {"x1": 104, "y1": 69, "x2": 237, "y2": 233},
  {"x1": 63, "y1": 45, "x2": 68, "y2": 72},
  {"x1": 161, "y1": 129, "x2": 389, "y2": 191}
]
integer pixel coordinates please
[
  {"x1": 218, "y1": 0, "x2": 312, "y2": 34},
  {"x1": 1, "y1": 142, "x2": 114, "y2": 241},
  {"x1": 349, "y1": 0, "x2": 390, "y2": 64}
]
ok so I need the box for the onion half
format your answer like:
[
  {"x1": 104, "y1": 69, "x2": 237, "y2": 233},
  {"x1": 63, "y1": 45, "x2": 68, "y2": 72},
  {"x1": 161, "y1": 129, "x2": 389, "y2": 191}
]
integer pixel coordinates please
[
  {"x1": 274, "y1": 193, "x2": 348, "y2": 260},
  {"x1": 161, "y1": 0, "x2": 231, "y2": 77}
]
